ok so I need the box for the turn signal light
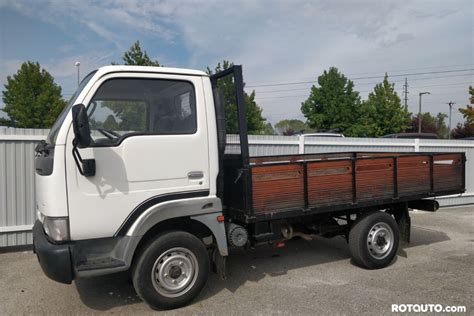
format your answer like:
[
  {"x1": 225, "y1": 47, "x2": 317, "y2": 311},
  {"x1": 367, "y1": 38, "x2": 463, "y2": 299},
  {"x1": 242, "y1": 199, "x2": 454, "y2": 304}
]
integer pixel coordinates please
[{"x1": 216, "y1": 215, "x2": 225, "y2": 222}]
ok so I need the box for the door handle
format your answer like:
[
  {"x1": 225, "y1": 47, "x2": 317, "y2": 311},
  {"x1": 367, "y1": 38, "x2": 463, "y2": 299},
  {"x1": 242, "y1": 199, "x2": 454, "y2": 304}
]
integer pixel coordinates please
[{"x1": 188, "y1": 171, "x2": 204, "y2": 180}]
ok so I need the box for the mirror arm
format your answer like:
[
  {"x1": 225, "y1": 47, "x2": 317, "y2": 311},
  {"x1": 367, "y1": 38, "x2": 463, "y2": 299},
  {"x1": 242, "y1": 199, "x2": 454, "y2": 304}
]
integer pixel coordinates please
[{"x1": 72, "y1": 144, "x2": 96, "y2": 177}]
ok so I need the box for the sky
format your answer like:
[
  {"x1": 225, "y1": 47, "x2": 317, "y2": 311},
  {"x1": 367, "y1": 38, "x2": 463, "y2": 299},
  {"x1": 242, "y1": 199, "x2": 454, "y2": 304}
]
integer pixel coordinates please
[{"x1": 0, "y1": 0, "x2": 472, "y2": 128}]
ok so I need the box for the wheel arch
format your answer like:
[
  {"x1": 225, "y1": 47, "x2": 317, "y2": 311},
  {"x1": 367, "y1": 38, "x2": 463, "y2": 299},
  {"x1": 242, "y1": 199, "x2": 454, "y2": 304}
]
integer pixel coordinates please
[
  {"x1": 134, "y1": 216, "x2": 216, "y2": 257},
  {"x1": 121, "y1": 195, "x2": 228, "y2": 268}
]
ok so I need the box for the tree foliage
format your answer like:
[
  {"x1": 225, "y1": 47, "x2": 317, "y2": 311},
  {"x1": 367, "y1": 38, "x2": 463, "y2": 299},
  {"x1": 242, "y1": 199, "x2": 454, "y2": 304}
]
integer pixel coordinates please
[
  {"x1": 459, "y1": 105, "x2": 474, "y2": 125},
  {"x1": 0, "y1": 117, "x2": 15, "y2": 127},
  {"x1": 207, "y1": 60, "x2": 267, "y2": 134},
  {"x1": 451, "y1": 122, "x2": 474, "y2": 138},
  {"x1": 274, "y1": 119, "x2": 312, "y2": 135},
  {"x1": 458, "y1": 86, "x2": 474, "y2": 125},
  {"x1": 262, "y1": 122, "x2": 276, "y2": 135},
  {"x1": 2, "y1": 61, "x2": 66, "y2": 128},
  {"x1": 452, "y1": 85, "x2": 474, "y2": 138},
  {"x1": 99, "y1": 100, "x2": 147, "y2": 131},
  {"x1": 120, "y1": 40, "x2": 160, "y2": 66},
  {"x1": 362, "y1": 74, "x2": 410, "y2": 137},
  {"x1": 407, "y1": 112, "x2": 449, "y2": 138},
  {"x1": 301, "y1": 67, "x2": 363, "y2": 136}
]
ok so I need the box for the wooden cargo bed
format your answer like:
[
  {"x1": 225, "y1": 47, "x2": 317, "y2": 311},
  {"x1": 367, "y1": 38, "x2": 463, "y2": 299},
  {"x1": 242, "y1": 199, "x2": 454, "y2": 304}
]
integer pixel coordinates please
[{"x1": 223, "y1": 152, "x2": 466, "y2": 222}]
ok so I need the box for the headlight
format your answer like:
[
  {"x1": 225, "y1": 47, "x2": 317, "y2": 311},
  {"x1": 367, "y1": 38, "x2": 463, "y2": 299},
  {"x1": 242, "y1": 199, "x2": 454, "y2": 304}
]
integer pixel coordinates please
[{"x1": 43, "y1": 217, "x2": 70, "y2": 241}]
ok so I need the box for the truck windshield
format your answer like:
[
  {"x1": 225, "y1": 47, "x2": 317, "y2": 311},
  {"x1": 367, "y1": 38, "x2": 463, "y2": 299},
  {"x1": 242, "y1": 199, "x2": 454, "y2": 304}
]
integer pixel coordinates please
[{"x1": 46, "y1": 71, "x2": 97, "y2": 145}]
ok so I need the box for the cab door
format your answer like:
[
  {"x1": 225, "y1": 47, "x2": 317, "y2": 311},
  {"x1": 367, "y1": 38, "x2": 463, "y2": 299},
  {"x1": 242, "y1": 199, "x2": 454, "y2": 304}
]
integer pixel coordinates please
[{"x1": 65, "y1": 73, "x2": 210, "y2": 240}]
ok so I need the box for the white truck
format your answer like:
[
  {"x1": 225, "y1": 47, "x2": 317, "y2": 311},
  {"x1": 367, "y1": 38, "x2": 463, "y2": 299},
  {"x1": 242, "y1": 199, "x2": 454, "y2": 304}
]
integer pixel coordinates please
[{"x1": 33, "y1": 65, "x2": 465, "y2": 310}]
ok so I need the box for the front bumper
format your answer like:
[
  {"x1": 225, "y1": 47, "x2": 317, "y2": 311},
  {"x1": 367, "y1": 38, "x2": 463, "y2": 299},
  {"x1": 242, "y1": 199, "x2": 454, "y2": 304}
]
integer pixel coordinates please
[{"x1": 32, "y1": 220, "x2": 73, "y2": 284}]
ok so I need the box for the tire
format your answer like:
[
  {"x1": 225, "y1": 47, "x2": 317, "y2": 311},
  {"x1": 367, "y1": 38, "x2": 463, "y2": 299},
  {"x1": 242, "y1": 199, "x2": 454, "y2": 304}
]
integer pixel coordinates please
[
  {"x1": 132, "y1": 231, "x2": 210, "y2": 310},
  {"x1": 349, "y1": 211, "x2": 399, "y2": 269}
]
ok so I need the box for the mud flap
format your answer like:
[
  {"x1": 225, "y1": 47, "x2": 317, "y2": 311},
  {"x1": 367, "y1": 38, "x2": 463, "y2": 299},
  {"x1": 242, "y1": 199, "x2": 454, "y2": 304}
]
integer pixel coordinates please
[
  {"x1": 392, "y1": 205, "x2": 411, "y2": 244},
  {"x1": 212, "y1": 248, "x2": 227, "y2": 280}
]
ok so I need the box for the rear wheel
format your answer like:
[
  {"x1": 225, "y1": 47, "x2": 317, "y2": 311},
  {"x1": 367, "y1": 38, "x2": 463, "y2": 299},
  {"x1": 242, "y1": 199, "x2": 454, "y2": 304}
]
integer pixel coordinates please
[
  {"x1": 132, "y1": 231, "x2": 209, "y2": 310},
  {"x1": 349, "y1": 211, "x2": 399, "y2": 269}
]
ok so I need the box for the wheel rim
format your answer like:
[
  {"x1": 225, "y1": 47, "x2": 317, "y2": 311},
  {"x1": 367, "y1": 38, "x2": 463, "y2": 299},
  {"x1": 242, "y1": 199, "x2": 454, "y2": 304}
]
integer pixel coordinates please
[
  {"x1": 366, "y1": 222, "x2": 394, "y2": 260},
  {"x1": 151, "y1": 247, "x2": 199, "y2": 298}
]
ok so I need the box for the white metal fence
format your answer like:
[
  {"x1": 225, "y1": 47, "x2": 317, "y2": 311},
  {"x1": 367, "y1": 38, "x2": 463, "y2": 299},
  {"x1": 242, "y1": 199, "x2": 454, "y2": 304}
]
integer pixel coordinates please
[
  {"x1": 0, "y1": 127, "x2": 49, "y2": 247},
  {"x1": 1, "y1": 127, "x2": 473, "y2": 247}
]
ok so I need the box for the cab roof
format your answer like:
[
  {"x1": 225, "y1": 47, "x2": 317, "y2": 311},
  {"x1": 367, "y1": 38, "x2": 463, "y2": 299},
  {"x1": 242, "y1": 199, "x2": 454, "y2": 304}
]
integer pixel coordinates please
[{"x1": 95, "y1": 65, "x2": 208, "y2": 77}]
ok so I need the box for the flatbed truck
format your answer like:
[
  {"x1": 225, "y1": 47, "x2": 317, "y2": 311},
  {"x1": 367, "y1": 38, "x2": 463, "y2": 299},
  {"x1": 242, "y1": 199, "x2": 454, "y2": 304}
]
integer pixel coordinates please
[{"x1": 33, "y1": 65, "x2": 466, "y2": 309}]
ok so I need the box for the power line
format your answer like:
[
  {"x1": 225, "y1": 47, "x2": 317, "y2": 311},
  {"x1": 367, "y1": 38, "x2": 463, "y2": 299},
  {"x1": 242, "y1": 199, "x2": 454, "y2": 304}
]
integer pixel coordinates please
[
  {"x1": 335, "y1": 63, "x2": 474, "y2": 78},
  {"x1": 254, "y1": 82, "x2": 472, "y2": 100},
  {"x1": 401, "y1": 81, "x2": 472, "y2": 89},
  {"x1": 395, "y1": 72, "x2": 474, "y2": 82},
  {"x1": 245, "y1": 63, "x2": 473, "y2": 85},
  {"x1": 251, "y1": 77, "x2": 472, "y2": 94},
  {"x1": 246, "y1": 68, "x2": 473, "y2": 88}
]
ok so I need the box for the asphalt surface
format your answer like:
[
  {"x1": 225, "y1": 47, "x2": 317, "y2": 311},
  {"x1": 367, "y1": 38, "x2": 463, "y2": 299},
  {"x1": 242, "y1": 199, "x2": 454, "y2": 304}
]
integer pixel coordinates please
[{"x1": 0, "y1": 206, "x2": 472, "y2": 315}]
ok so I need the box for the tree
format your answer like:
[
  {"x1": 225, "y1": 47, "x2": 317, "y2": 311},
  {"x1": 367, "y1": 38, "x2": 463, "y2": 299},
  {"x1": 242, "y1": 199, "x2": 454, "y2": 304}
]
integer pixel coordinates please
[
  {"x1": 363, "y1": 74, "x2": 410, "y2": 137},
  {"x1": 207, "y1": 60, "x2": 267, "y2": 134},
  {"x1": 301, "y1": 67, "x2": 363, "y2": 136},
  {"x1": 458, "y1": 86, "x2": 474, "y2": 124},
  {"x1": 101, "y1": 100, "x2": 147, "y2": 131},
  {"x1": 262, "y1": 122, "x2": 276, "y2": 135},
  {"x1": 469, "y1": 85, "x2": 474, "y2": 104},
  {"x1": 407, "y1": 112, "x2": 449, "y2": 138},
  {"x1": 2, "y1": 61, "x2": 66, "y2": 128},
  {"x1": 452, "y1": 86, "x2": 474, "y2": 138},
  {"x1": 459, "y1": 104, "x2": 474, "y2": 125},
  {"x1": 0, "y1": 117, "x2": 14, "y2": 127},
  {"x1": 451, "y1": 122, "x2": 474, "y2": 138},
  {"x1": 120, "y1": 40, "x2": 160, "y2": 66},
  {"x1": 102, "y1": 115, "x2": 121, "y2": 130},
  {"x1": 274, "y1": 119, "x2": 312, "y2": 135}
]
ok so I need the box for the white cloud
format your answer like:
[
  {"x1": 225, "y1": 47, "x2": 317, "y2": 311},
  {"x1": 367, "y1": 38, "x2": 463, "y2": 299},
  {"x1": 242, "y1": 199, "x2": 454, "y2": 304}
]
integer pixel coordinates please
[
  {"x1": 45, "y1": 51, "x2": 114, "y2": 79},
  {"x1": 1, "y1": 0, "x2": 472, "y2": 125},
  {"x1": 0, "y1": 0, "x2": 176, "y2": 49}
]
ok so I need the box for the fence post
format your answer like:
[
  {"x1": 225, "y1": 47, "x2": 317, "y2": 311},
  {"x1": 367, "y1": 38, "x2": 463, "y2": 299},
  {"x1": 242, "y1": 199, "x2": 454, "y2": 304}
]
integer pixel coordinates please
[
  {"x1": 298, "y1": 135, "x2": 305, "y2": 154},
  {"x1": 414, "y1": 138, "x2": 420, "y2": 152}
]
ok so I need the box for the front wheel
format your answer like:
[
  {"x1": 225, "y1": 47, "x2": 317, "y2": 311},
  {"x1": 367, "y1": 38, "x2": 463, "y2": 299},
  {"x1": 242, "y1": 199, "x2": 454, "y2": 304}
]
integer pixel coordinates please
[
  {"x1": 132, "y1": 231, "x2": 210, "y2": 310},
  {"x1": 349, "y1": 211, "x2": 399, "y2": 269}
]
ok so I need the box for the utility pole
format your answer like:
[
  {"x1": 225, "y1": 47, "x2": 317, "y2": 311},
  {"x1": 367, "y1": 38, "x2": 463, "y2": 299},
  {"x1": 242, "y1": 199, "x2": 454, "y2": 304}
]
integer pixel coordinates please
[
  {"x1": 403, "y1": 77, "x2": 409, "y2": 111},
  {"x1": 447, "y1": 102, "x2": 455, "y2": 139},
  {"x1": 418, "y1": 92, "x2": 430, "y2": 133},
  {"x1": 75, "y1": 61, "x2": 81, "y2": 86}
]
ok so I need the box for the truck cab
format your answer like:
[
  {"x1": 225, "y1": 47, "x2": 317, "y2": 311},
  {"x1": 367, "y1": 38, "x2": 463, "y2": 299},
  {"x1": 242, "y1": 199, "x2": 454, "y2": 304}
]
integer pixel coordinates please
[{"x1": 34, "y1": 65, "x2": 228, "y2": 309}]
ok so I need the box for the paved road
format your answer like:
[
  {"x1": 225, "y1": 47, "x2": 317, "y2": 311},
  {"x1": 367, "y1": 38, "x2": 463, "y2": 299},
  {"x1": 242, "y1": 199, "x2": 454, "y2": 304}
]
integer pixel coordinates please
[{"x1": 0, "y1": 206, "x2": 472, "y2": 315}]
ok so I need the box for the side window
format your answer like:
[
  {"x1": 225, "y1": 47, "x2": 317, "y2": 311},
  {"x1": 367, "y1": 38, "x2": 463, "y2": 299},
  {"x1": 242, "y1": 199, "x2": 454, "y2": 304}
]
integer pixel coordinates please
[{"x1": 87, "y1": 78, "x2": 197, "y2": 145}]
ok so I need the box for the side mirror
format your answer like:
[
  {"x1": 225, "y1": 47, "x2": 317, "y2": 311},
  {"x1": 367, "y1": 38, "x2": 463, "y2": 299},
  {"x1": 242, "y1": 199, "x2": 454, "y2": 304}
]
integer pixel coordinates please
[
  {"x1": 72, "y1": 104, "x2": 92, "y2": 148},
  {"x1": 71, "y1": 104, "x2": 95, "y2": 177}
]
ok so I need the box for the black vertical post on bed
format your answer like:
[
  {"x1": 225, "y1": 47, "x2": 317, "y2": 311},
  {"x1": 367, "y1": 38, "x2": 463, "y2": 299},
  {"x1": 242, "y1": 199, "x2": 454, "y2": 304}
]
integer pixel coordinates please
[
  {"x1": 351, "y1": 152, "x2": 357, "y2": 205},
  {"x1": 393, "y1": 156, "x2": 398, "y2": 199}
]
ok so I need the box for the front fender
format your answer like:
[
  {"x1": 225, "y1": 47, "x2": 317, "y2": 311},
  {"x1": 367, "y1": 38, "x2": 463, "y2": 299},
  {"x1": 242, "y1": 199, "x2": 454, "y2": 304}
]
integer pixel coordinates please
[{"x1": 124, "y1": 196, "x2": 228, "y2": 256}]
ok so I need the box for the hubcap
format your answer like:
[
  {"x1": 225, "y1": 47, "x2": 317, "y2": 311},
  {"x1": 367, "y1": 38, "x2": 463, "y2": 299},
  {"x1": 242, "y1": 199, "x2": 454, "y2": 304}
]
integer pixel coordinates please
[
  {"x1": 151, "y1": 247, "x2": 199, "y2": 298},
  {"x1": 366, "y1": 222, "x2": 394, "y2": 260}
]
